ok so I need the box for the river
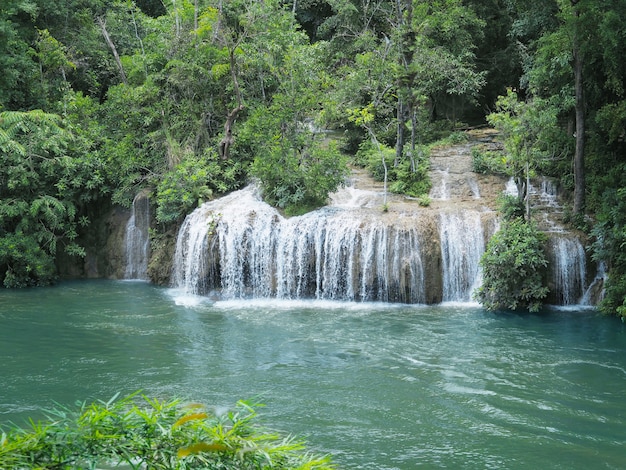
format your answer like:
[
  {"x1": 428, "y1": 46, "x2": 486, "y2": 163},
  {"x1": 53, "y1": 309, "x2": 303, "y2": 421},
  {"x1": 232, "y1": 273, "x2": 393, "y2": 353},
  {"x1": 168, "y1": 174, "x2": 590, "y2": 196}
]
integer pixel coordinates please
[{"x1": 1, "y1": 280, "x2": 625, "y2": 469}]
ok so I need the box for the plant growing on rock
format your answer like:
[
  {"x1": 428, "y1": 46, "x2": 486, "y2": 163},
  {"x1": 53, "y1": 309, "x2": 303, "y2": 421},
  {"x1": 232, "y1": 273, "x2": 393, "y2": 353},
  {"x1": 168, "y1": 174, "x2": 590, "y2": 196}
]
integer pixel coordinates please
[{"x1": 475, "y1": 195, "x2": 549, "y2": 312}]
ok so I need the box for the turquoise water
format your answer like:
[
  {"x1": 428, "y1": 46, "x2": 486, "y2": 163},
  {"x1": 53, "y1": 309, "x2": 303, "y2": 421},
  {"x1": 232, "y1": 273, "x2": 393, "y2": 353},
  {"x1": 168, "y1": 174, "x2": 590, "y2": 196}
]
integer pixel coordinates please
[{"x1": 1, "y1": 280, "x2": 625, "y2": 469}]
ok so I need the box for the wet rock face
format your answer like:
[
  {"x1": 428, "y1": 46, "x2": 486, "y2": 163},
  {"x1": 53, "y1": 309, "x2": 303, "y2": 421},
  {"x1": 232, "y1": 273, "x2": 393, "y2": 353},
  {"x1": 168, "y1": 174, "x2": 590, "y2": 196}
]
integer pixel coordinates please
[
  {"x1": 104, "y1": 206, "x2": 131, "y2": 279},
  {"x1": 124, "y1": 190, "x2": 151, "y2": 280},
  {"x1": 55, "y1": 204, "x2": 129, "y2": 280},
  {"x1": 147, "y1": 227, "x2": 177, "y2": 286}
]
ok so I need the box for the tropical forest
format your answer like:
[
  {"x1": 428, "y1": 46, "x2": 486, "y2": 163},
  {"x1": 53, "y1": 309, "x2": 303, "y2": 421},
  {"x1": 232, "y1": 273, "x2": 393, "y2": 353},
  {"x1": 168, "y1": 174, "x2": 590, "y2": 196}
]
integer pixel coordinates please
[
  {"x1": 1, "y1": 0, "x2": 626, "y2": 314},
  {"x1": 1, "y1": 0, "x2": 626, "y2": 468}
]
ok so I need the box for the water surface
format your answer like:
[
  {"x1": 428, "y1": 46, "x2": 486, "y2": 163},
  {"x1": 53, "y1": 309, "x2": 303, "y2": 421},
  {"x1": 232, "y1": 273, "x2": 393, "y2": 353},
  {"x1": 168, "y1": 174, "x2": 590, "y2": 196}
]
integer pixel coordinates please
[{"x1": 1, "y1": 280, "x2": 625, "y2": 469}]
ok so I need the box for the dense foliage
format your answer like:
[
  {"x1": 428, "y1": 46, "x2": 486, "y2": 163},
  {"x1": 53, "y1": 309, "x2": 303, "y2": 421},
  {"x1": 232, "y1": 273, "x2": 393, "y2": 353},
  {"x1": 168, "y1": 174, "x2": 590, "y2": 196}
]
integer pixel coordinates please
[
  {"x1": 0, "y1": 109, "x2": 104, "y2": 286},
  {"x1": 1, "y1": 0, "x2": 625, "y2": 315},
  {"x1": 0, "y1": 392, "x2": 335, "y2": 469},
  {"x1": 474, "y1": 196, "x2": 550, "y2": 313}
]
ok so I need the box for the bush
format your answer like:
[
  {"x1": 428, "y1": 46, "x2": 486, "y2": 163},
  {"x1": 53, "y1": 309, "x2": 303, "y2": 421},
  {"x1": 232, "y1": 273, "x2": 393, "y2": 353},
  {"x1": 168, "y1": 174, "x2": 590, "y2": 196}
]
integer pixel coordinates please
[
  {"x1": 156, "y1": 149, "x2": 244, "y2": 223},
  {"x1": 497, "y1": 194, "x2": 525, "y2": 221},
  {"x1": 355, "y1": 141, "x2": 431, "y2": 198},
  {"x1": 591, "y1": 183, "x2": 626, "y2": 319},
  {"x1": 0, "y1": 233, "x2": 57, "y2": 287},
  {"x1": 0, "y1": 110, "x2": 103, "y2": 287},
  {"x1": 388, "y1": 154, "x2": 431, "y2": 198},
  {"x1": 252, "y1": 141, "x2": 348, "y2": 216},
  {"x1": 474, "y1": 218, "x2": 549, "y2": 312},
  {"x1": 435, "y1": 130, "x2": 469, "y2": 146},
  {"x1": 0, "y1": 393, "x2": 336, "y2": 470},
  {"x1": 354, "y1": 140, "x2": 396, "y2": 182},
  {"x1": 471, "y1": 146, "x2": 507, "y2": 175}
]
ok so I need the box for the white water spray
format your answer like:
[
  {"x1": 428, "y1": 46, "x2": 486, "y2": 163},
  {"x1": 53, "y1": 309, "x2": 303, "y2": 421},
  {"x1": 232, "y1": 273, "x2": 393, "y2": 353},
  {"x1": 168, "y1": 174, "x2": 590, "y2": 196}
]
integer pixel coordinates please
[{"x1": 549, "y1": 235, "x2": 587, "y2": 305}]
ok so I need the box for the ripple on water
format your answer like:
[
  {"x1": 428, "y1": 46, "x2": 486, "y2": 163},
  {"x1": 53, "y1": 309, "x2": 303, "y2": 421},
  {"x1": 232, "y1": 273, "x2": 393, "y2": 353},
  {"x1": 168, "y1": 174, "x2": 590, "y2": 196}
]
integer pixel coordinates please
[{"x1": 2, "y1": 282, "x2": 626, "y2": 470}]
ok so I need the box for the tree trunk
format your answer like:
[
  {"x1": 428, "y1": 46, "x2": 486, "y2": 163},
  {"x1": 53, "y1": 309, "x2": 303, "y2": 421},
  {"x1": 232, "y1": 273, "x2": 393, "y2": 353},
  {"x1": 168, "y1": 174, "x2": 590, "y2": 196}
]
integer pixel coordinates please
[
  {"x1": 409, "y1": 108, "x2": 417, "y2": 172},
  {"x1": 526, "y1": 160, "x2": 531, "y2": 221},
  {"x1": 219, "y1": 105, "x2": 244, "y2": 159},
  {"x1": 395, "y1": 99, "x2": 406, "y2": 167},
  {"x1": 394, "y1": 0, "x2": 414, "y2": 167},
  {"x1": 219, "y1": 49, "x2": 244, "y2": 159},
  {"x1": 573, "y1": 27, "x2": 585, "y2": 215},
  {"x1": 172, "y1": 0, "x2": 181, "y2": 37},
  {"x1": 97, "y1": 17, "x2": 127, "y2": 85}
]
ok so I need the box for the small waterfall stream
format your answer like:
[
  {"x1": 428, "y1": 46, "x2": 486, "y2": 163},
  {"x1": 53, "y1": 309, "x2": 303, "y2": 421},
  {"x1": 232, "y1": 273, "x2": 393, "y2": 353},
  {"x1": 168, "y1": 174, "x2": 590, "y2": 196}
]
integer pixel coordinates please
[
  {"x1": 505, "y1": 176, "x2": 591, "y2": 305},
  {"x1": 439, "y1": 211, "x2": 486, "y2": 302},
  {"x1": 548, "y1": 235, "x2": 587, "y2": 305},
  {"x1": 124, "y1": 192, "x2": 151, "y2": 280}
]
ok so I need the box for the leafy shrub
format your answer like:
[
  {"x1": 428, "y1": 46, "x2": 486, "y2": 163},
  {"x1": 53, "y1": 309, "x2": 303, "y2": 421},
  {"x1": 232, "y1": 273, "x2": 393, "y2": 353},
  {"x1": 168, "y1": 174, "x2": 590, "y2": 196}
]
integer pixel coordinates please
[
  {"x1": 423, "y1": 121, "x2": 468, "y2": 143},
  {"x1": 156, "y1": 149, "x2": 244, "y2": 223},
  {"x1": 0, "y1": 392, "x2": 336, "y2": 469},
  {"x1": 0, "y1": 233, "x2": 57, "y2": 287},
  {"x1": 0, "y1": 110, "x2": 105, "y2": 287},
  {"x1": 474, "y1": 218, "x2": 549, "y2": 312},
  {"x1": 436, "y1": 130, "x2": 468, "y2": 146},
  {"x1": 471, "y1": 146, "x2": 507, "y2": 175},
  {"x1": 355, "y1": 141, "x2": 431, "y2": 198},
  {"x1": 497, "y1": 194, "x2": 525, "y2": 221},
  {"x1": 252, "y1": 141, "x2": 348, "y2": 216},
  {"x1": 354, "y1": 140, "x2": 396, "y2": 182},
  {"x1": 591, "y1": 183, "x2": 626, "y2": 319},
  {"x1": 417, "y1": 195, "x2": 431, "y2": 207},
  {"x1": 388, "y1": 153, "x2": 431, "y2": 198}
]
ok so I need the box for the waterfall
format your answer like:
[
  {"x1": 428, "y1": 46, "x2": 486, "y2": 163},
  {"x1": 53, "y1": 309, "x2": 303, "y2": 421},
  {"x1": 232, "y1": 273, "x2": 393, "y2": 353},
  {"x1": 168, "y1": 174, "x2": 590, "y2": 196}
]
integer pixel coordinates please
[
  {"x1": 124, "y1": 192, "x2": 151, "y2": 280},
  {"x1": 439, "y1": 211, "x2": 486, "y2": 302},
  {"x1": 548, "y1": 234, "x2": 587, "y2": 305},
  {"x1": 430, "y1": 168, "x2": 450, "y2": 200},
  {"x1": 581, "y1": 261, "x2": 607, "y2": 306},
  {"x1": 467, "y1": 176, "x2": 481, "y2": 199},
  {"x1": 172, "y1": 186, "x2": 430, "y2": 303},
  {"x1": 504, "y1": 177, "x2": 518, "y2": 196},
  {"x1": 170, "y1": 185, "x2": 592, "y2": 306}
]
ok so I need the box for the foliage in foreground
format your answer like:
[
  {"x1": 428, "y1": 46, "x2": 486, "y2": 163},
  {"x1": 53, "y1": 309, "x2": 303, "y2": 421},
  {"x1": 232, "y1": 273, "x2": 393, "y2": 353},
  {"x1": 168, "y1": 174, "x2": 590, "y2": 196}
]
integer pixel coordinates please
[
  {"x1": 0, "y1": 393, "x2": 335, "y2": 470},
  {"x1": 474, "y1": 196, "x2": 549, "y2": 313}
]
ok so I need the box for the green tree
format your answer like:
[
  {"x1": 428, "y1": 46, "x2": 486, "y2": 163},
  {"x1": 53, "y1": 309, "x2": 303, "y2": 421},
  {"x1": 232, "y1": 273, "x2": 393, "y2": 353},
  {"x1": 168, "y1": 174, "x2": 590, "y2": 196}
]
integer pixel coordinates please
[
  {"x1": 393, "y1": 0, "x2": 485, "y2": 162},
  {"x1": 156, "y1": 148, "x2": 243, "y2": 223},
  {"x1": 320, "y1": 0, "x2": 484, "y2": 198},
  {"x1": 0, "y1": 109, "x2": 105, "y2": 287},
  {"x1": 487, "y1": 89, "x2": 560, "y2": 220},
  {"x1": 591, "y1": 180, "x2": 626, "y2": 319},
  {"x1": 247, "y1": 41, "x2": 349, "y2": 214},
  {"x1": 0, "y1": 0, "x2": 43, "y2": 109}
]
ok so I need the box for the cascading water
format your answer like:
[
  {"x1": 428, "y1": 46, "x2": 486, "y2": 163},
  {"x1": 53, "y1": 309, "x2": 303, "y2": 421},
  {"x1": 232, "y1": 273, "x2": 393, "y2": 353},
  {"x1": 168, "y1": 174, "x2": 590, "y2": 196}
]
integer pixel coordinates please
[
  {"x1": 172, "y1": 186, "x2": 430, "y2": 303},
  {"x1": 582, "y1": 260, "x2": 606, "y2": 306},
  {"x1": 548, "y1": 234, "x2": 587, "y2": 305},
  {"x1": 439, "y1": 211, "x2": 486, "y2": 302},
  {"x1": 504, "y1": 175, "x2": 591, "y2": 305},
  {"x1": 124, "y1": 191, "x2": 151, "y2": 280},
  {"x1": 430, "y1": 168, "x2": 450, "y2": 200}
]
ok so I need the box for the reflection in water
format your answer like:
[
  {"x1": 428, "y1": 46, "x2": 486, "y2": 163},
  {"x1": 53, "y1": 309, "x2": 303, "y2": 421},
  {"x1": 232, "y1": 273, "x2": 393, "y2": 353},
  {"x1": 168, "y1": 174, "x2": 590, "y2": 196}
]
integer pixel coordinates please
[{"x1": 0, "y1": 281, "x2": 625, "y2": 469}]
